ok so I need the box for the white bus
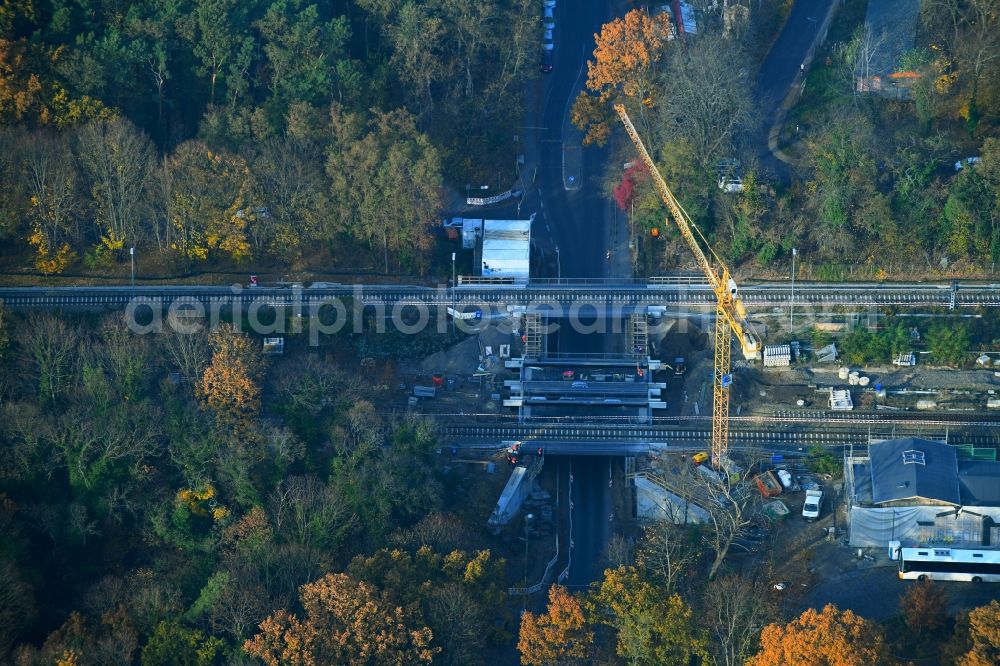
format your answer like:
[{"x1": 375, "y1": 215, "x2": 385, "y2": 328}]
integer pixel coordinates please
[{"x1": 897, "y1": 547, "x2": 1000, "y2": 583}]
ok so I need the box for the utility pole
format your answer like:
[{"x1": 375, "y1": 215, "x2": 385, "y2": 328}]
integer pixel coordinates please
[
  {"x1": 130, "y1": 246, "x2": 135, "y2": 295},
  {"x1": 451, "y1": 252, "x2": 456, "y2": 335},
  {"x1": 555, "y1": 246, "x2": 561, "y2": 281},
  {"x1": 790, "y1": 247, "x2": 797, "y2": 332}
]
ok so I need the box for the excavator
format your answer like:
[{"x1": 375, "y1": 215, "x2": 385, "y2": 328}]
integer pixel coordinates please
[{"x1": 615, "y1": 104, "x2": 761, "y2": 470}]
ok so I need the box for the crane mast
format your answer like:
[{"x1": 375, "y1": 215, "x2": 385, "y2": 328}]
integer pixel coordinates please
[{"x1": 614, "y1": 104, "x2": 761, "y2": 468}]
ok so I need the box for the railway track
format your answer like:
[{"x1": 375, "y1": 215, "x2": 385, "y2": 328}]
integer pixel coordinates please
[
  {"x1": 423, "y1": 410, "x2": 1000, "y2": 429},
  {"x1": 437, "y1": 423, "x2": 998, "y2": 446},
  {"x1": 0, "y1": 280, "x2": 997, "y2": 309}
]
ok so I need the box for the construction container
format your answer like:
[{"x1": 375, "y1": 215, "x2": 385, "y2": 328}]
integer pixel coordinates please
[
  {"x1": 763, "y1": 500, "x2": 790, "y2": 520},
  {"x1": 987, "y1": 399, "x2": 1000, "y2": 409},
  {"x1": 755, "y1": 471, "x2": 782, "y2": 497},
  {"x1": 916, "y1": 399, "x2": 937, "y2": 410}
]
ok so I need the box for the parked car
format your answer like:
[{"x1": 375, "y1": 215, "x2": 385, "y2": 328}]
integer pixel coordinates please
[
  {"x1": 543, "y1": 6, "x2": 554, "y2": 18},
  {"x1": 543, "y1": 0, "x2": 556, "y2": 7},
  {"x1": 543, "y1": 19, "x2": 555, "y2": 30},
  {"x1": 541, "y1": 48, "x2": 553, "y2": 73},
  {"x1": 955, "y1": 156, "x2": 981, "y2": 171}
]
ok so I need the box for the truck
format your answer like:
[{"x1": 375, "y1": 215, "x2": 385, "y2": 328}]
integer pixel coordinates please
[{"x1": 802, "y1": 489, "x2": 823, "y2": 521}]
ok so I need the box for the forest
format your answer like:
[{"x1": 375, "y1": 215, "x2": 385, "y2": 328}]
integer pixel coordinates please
[
  {"x1": 0, "y1": 0, "x2": 535, "y2": 276},
  {"x1": 1, "y1": 307, "x2": 999, "y2": 664}
]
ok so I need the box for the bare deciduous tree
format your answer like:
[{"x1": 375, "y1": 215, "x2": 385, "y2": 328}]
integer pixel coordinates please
[
  {"x1": 75, "y1": 117, "x2": 157, "y2": 253},
  {"x1": 162, "y1": 320, "x2": 210, "y2": 384},
  {"x1": 636, "y1": 519, "x2": 700, "y2": 594},
  {"x1": 703, "y1": 573, "x2": 778, "y2": 666},
  {"x1": 654, "y1": 33, "x2": 757, "y2": 163},
  {"x1": 687, "y1": 468, "x2": 762, "y2": 579},
  {"x1": 22, "y1": 313, "x2": 78, "y2": 404}
]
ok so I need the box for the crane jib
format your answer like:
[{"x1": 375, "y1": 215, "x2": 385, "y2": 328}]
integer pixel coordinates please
[{"x1": 615, "y1": 102, "x2": 761, "y2": 469}]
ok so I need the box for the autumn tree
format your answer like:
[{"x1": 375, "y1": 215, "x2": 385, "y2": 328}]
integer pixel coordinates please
[
  {"x1": 326, "y1": 106, "x2": 443, "y2": 272},
  {"x1": 682, "y1": 465, "x2": 762, "y2": 580},
  {"x1": 572, "y1": 9, "x2": 673, "y2": 145},
  {"x1": 957, "y1": 600, "x2": 1000, "y2": 666},
  {"x1": 347, "y1": 545, "x2": 509, "y2": 663},
  {"x1": 164, "y1": 141, "x2": 253, "y2": 262},
  {"x1": 247, "y1": 138, "x2": 329, "y2": 255},
  {"x1": 0, "y1": 38, "x2": 112, "y2": 129},
  {"x1": 198, "y1": 324, "x2": 264, "y2": 421},
  {"x1": 750, "y1": 604, "x2": 886, "y2": 666},
  {"x1": 244, "y1": 572, "x2": 437, "y2": 665},
  {"x1": 140, "y1": 619, "x2": 223, "y2": 666},
  {"x1": 75, "y1": 117, "x2": 156, "y2": 256},
  {"x1": 518, "y1": 585, "x2": 593, "y2": 666},
  {"x1": 163, "y1": 319, "x2": 211, "y2": 386},
  {"x1": 586, "y1": 9, "x2": 673, "y2": 104},
  {"x1": 900, "y1": 579, "x2": 947, "y2": 633},
  {"x1": 21, "y1": 130, "x2": 81, "y2": 273},
  {"x1": 588, "y1": 565, "x2": 708, "y2": 666}
]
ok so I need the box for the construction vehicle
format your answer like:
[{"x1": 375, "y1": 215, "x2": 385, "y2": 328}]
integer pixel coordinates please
[{"x1": 615, "y1": 104, "x2": 761, "y2": 470}]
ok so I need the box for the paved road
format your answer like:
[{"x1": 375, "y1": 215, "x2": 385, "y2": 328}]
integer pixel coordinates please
[
  {"x1": 531, "y1": 0, "x2": 618, "y2": 588},
  {"x1": 755, "y1": 0, "x2": 835, "y2": 176},
  {"x1": 567, "y1": 456, "x2": 614, "y2": 587},
  {"x1": 799, "y1": 565, "x2": 1000, "y2": 622},
  {"x1": 532, "y1": 0, "x2": 615, "y2": 280}
]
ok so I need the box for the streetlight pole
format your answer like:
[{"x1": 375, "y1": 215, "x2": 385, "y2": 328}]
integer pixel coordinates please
[
  {"x1": 130, "y1": 246, "x2": 135, "y2": 294},
  {"x1": 555, "y1": 246, "x2": 561, "y2": 282},
  {"x1": 451, "y1": 252, "x2": 456, "y2": 335},
  {"x1": 790, "y1": 247, "x2": 797, "y2": 332}
]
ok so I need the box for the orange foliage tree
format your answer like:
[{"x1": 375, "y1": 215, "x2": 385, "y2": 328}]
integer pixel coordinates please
[
  {"x1": 572, "y1": 9, "x2": 673, "y2": 145},
  {"x1": 518, "y1": 585, "x2": 593, "y2": 665},
  {"x1": 900, "y1": 579, "x2": 947, "y2": 633},
  {"x1": 199, "y1": 324, "x2": 264, "y2": 422},
  {"x1": 586, "y1": 9, "x2": 673, "y2": 103},
  {"x1": 749, "y1": 604, "x2": 886, "y2": 666},
  {"x1": 243, "y1": 572, "x2": 437, "y2": 665},
  {"x1": 960, "y1": 600, "x2": 1000, "y2": 666}
]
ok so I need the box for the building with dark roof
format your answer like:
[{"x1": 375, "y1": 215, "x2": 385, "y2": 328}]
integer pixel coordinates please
[
  {"x1": 846, "y1": 437, "x2": 1000, "y2": 548},
  {"x1": 869, "y1": 437, "x2": 961, "y2": 506},
  {"x1": 855, "y1": 0, "x2": 922, "y2": 99},
  {"x1": 958, "y1": 461, "x2": 1000, "y2": 506}
]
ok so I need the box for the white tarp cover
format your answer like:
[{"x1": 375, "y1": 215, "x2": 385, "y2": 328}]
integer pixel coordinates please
[
  {"x1": 848, "y1": 505, "x2": 1000, "y2": 548},
  {"x1": 489, "y1": 465, "x2": 532, "y2": 527},
  {"x1": 481, "y1": 217, "x2": 532, "y2": 280}
]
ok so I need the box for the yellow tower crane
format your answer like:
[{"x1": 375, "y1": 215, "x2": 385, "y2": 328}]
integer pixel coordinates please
[{"x1": 615, "y1": 104, "x2": 761, "y2": 469}]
